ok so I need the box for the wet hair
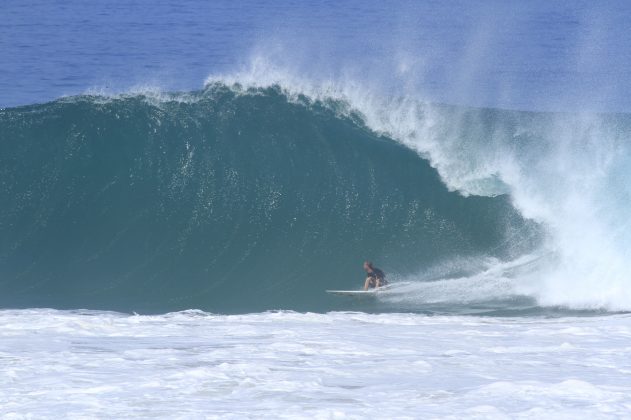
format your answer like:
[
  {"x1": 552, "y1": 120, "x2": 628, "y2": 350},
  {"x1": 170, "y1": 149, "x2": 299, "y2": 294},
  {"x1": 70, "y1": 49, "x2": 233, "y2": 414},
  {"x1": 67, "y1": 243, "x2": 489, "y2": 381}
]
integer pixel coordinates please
[{"x1": 364, "y1": 261, "x2": 373, "y2": 268}]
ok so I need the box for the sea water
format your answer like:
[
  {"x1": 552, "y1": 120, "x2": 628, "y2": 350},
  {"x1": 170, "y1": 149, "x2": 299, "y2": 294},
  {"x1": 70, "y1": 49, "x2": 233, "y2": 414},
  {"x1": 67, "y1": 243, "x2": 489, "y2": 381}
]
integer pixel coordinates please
[{"x1": 2, "y1": 1, "x2": 631, "y2": 418}]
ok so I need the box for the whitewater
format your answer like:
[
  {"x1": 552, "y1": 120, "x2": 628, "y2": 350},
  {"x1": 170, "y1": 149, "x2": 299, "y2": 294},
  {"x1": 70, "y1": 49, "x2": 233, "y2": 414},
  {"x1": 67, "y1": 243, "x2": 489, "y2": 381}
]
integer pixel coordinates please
[{"x1": 2, "y1": 309, "x2": 631, "y2": 419}]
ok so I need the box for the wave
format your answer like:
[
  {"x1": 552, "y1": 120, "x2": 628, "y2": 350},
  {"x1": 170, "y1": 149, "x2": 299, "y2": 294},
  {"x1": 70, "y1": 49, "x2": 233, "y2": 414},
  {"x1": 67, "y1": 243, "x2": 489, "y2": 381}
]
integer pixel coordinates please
[
  {"x1": 0, "y1": 83, "x2": 541, "y2": 313},
  {"x1": 1, "y1": 67, "x2": 630, "y2": 313}
]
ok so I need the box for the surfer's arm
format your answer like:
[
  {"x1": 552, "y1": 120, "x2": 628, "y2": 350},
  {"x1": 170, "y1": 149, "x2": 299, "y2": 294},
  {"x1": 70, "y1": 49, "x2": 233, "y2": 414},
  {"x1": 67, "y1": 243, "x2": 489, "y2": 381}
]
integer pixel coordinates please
[{"x1": 363, "y1": 277, "x2": 371, "y2": 290}]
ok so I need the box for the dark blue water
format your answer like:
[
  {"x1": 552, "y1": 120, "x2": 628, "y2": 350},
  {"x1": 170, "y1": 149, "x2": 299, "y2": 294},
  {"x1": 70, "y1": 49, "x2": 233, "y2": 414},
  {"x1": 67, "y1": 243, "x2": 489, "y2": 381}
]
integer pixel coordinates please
[{"x1": 3, "y1": 0, "x2": 631, "y2": 111}]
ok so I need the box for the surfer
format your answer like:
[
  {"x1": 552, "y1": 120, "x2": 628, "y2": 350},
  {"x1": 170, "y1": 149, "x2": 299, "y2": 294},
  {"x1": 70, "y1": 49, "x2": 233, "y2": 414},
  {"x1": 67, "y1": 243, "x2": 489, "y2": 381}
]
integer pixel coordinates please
[{"x1": 363, "y1": 261, "x2": 387, "y2": 290}]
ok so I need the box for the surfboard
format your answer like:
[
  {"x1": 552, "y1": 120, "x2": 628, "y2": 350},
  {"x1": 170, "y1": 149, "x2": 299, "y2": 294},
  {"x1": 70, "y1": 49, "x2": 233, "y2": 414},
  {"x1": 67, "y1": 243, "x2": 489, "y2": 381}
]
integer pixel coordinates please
[{"x1": 326, "y1": 284, "x2": 394, "y2": 296}]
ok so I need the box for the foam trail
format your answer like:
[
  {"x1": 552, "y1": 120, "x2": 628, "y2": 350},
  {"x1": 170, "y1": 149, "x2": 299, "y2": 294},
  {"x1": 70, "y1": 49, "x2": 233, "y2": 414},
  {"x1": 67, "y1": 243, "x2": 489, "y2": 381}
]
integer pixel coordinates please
[{"x1": 384, "y1": 253, "x2": 546, "y2": 304}]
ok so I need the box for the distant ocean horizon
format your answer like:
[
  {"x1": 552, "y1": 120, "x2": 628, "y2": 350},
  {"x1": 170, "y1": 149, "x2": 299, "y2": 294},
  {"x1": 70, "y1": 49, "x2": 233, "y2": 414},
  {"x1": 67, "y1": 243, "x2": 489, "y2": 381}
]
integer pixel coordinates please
[{"x1": 3, "y1": 0, "x2": 631, "y2": 112}]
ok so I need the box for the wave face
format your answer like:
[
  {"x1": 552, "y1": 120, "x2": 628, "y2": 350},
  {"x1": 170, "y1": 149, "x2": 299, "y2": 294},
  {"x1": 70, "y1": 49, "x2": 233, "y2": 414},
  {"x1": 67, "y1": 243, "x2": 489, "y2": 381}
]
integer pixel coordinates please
[{"x1": 0, "y1": 84, "x2": 540, "y2": 313}]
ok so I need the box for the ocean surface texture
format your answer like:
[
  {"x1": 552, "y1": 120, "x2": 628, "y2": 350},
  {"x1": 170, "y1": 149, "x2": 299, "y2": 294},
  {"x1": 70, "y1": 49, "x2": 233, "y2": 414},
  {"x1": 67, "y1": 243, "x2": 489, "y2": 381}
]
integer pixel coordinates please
[
  {"x1": 2, "y1": 0, "x2": 631, "y2": 418},
  {"x1": 2, "y1": 310, "x2": 631, "y2": 418}
]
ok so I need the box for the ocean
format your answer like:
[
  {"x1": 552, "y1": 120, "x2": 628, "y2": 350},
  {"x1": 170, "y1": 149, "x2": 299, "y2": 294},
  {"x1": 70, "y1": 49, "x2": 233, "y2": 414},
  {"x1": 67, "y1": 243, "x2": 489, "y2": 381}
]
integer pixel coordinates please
[{"x1": 2, "y1": 1, "x2": 631, "y2": 418}]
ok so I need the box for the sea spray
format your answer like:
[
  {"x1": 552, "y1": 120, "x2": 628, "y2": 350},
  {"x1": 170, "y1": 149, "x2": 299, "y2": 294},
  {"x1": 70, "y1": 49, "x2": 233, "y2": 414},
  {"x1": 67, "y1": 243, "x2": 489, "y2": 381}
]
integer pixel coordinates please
[{"x1": 206, "y1": 60, "x2": 631, "y2": 311}]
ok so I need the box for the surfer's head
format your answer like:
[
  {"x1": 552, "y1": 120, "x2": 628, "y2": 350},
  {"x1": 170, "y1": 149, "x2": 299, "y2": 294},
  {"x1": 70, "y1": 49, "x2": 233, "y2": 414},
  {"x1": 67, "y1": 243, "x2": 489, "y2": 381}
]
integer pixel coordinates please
[{"x1": 363, "y1": 261, "x2": 373, "y2": 271}]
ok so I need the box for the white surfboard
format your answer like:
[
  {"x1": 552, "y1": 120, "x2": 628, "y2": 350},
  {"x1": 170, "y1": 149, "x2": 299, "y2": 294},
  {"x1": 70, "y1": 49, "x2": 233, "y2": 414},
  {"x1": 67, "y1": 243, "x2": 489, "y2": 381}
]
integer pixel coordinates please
[{"x1": 326, "y1": 284, "x2": 394, "y2": 296}]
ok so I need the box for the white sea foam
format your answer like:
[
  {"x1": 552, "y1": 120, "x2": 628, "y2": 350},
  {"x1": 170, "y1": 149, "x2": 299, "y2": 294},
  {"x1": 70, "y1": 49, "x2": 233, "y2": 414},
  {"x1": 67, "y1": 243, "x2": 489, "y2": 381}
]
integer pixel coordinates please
[{"x1": 1, "y1": 309, "x2": 630, "y2": 419}]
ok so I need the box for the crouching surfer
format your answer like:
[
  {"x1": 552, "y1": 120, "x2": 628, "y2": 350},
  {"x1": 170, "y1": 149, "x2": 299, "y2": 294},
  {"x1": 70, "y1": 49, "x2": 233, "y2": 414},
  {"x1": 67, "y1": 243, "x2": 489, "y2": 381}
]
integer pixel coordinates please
[{"x1": 363, "y1": 261, "x2": 388, "y2": 290}]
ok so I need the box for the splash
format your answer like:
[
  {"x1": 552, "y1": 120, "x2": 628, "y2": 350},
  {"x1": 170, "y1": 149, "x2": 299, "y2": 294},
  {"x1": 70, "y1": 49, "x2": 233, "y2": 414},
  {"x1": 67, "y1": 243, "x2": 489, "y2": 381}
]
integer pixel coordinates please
[{"x1": 205, "y1": 56, "x2": 631, "y2": 311}]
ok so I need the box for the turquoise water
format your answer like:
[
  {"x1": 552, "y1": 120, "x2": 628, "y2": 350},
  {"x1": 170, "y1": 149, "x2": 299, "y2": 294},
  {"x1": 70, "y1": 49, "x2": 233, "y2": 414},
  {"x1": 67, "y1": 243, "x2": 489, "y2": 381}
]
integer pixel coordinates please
[{"x1": 0, "y1": 85, "x2": 541, "y2": 313}]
